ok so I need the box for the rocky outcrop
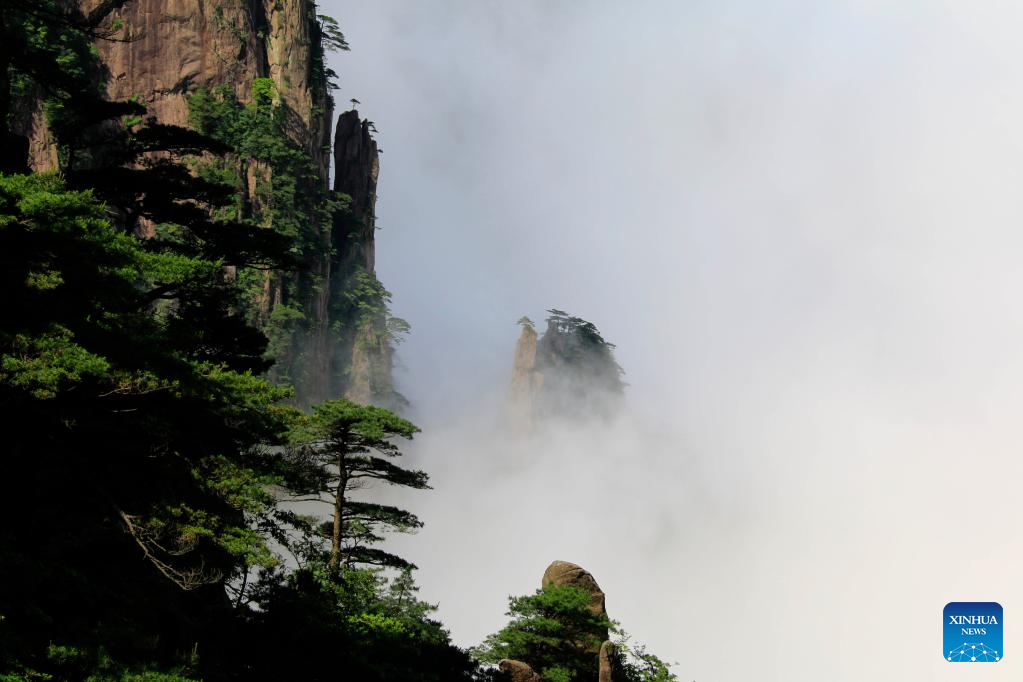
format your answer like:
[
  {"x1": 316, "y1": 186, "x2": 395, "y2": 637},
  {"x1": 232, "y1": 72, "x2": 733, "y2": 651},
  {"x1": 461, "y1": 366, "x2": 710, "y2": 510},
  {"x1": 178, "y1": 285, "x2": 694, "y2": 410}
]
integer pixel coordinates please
[
  {"x1": 498, "y1": 659, "x2": 543, "y2": 682},
  {"x1": 542, "y1": 560, "x2": 607, "y2": 619},
  {"x1": 501, "y1": 561, "x2": 620, "y2": 681},
  {"x1": 509, "y1": 311, "x2": 624, "y2": 426}
]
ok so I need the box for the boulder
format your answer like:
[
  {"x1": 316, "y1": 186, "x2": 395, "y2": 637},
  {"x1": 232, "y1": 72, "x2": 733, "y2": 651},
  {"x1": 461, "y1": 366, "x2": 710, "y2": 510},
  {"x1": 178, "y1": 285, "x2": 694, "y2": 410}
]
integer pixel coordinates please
[
  {"x1": 499, "y1": 659, "x2": 542, "y2": 682},
  {"x1": 542, "y1": 560, "x2": 607, "y2": 617}
]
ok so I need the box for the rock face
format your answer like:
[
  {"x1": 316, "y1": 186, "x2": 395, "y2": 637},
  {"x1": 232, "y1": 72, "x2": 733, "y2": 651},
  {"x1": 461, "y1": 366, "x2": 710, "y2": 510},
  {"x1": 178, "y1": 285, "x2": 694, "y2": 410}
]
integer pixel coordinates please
[
  {"x1": 37, "y1": 1, "x2": 332, "y2": 177},
  {"x1": 24, "y1": 1, "x2": 396, "y2": 408}
]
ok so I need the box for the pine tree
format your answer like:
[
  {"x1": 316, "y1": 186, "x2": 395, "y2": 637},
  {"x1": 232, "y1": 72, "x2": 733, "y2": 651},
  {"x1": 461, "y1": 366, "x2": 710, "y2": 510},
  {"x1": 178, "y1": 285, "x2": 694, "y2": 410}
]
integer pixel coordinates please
[
  {"x1": 475, "y1": 583, "x2": 677, "y2": 682},
  {"x1": 534, "y1": 309, "x2": 625, "y2": 419},
  {"x1": 286, "y1": 399, "x2": 426, "y2": 571}
]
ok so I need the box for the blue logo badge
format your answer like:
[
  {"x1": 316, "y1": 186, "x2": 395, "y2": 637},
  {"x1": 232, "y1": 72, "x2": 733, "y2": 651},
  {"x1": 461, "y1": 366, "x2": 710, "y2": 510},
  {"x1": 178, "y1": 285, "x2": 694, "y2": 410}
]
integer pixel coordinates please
[{"x1": 944, "y1": 602, "x2": 1002, "y2": 662}]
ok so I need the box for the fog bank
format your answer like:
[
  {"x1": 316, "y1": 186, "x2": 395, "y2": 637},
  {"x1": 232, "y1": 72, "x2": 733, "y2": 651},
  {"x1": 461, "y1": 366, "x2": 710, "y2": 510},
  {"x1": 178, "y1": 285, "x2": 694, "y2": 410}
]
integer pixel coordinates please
[{"x1": 325, "y1": 2, "x2": 1023, "y2": 679}]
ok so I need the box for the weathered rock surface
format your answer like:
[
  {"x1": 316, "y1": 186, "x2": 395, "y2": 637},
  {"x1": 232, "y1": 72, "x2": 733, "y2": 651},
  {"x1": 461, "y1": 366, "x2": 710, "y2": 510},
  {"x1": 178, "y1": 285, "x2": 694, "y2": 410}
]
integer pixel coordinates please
[
  {"x1": 36, "y1": 1, "x2": 331, "y2": 175},
  {"x1": 499, "y1": 659, "x2": 542, "y2": 682},
  {"x1": 514, "y1": 561, "x2": 620, "y2": 680},
  {"x1": 509, "y1": 323, "x2": 540, "y2": 428},
  {"x1": 333, "y1": 110, "x2": 380, "y2": 274},
  {"x1": 542, "y1": 560, "x2": 608, "y2": 617},
  {"x1": 508, "y1": 311, "x2": 624, "y2": 427},
  {"x1": 598, "y1": 640, "x2": 618, "y2": 682},
  {"x1": 23, "y1": 1, "x2": 396, "y2": 408},
  {"x1": 330, "y1": 109, "x2": 397, "y2": 408}
]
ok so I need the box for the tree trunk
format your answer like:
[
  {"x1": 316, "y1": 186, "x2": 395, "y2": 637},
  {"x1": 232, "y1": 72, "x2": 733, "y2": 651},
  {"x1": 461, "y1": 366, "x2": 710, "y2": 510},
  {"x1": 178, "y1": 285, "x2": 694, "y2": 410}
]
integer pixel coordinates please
[
  {"x1": 237, "y1": 156, "x2": 250, "y2": 219},
  {"x1": 329, "y1": 449, "x2": 346, "y2": 572}
]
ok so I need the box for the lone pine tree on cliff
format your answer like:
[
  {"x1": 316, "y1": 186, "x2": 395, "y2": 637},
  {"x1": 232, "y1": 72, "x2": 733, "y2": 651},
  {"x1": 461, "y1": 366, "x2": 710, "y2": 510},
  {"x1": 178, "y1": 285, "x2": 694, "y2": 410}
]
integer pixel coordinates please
[{"x1": 286, "y1": 399, "x2": 427, "y2": 572}]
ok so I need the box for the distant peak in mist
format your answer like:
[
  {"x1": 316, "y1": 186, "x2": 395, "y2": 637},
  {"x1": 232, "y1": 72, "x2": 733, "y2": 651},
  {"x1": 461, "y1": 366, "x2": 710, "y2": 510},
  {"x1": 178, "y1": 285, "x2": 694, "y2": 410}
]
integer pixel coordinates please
[{"x1": 509, "y1": 309, "x2": 625, "y2": 428}]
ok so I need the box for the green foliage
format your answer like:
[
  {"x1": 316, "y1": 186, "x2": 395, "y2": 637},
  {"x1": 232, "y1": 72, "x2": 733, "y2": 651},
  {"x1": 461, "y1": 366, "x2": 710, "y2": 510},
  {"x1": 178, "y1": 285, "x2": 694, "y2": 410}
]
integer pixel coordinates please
[
  {"x1": 316, "y1": 14, "x2": 350, "y2": 53},
  {"x1": 0, "y1": 643, "x2": 200, "y2": 682},
  {"x1": 186, "y1": 82, "x2": 338, "y2": 388},
  {"x1": 316, "y1": 263, "x2": 409, "y2": 409},
  {"x1": 533, "y1": 309, "x2": 626, "y2": 419},
  {"x1": 2, "y1": 30, "x2": 306, "y2": 677},
  {"x1": 264, "y1": 302, "x2": 306, "y2": 363},
  {"x1": 311, "y1": 12, "x2": 348, "y2": 91},
  {"x1": 251, "y1": 77, "x2": 276, "y2": 106},
  {"x1": 227, "y1": 566, "x2": 487, "y2": 681},
  {"x1": 2, "y1": 2, "x2": 111, "y2": 131},
  {"x1": 286, "y1": 399, "x2": 425, "y2": 571},
  {"x1": 611, "y1": 638, "x2": 679, "y2": 682},
  {"x1": 476, "y1": 583, "x2": 677, "y2": 682},
  {"x1": 475, "y1": 584, "x2": 613, "y2": 680},
  {"x1": 2, "y1": 326, "x2": 111, "y2": 399},
  {"x1": 188, "y1": 81, "x2": 327, "y2": 252},
  {"x1": 336, "y1": 267, "x2": 409, "y2": 346},
  {"x1": 0, "y1": 170, "x2": 295, "y2": 678},
  {"x1": 541, "y1": 309, "x2": 623, "y2": 378}
]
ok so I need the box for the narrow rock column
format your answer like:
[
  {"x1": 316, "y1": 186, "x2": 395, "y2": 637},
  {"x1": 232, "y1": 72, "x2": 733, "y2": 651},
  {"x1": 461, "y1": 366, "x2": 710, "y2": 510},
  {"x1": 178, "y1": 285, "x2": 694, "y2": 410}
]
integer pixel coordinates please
[
  {"x1": 509, "y1": 322, "x2": 539, "y2": 429},
  {"x1": 598, "y1": 640, "x2": 618, "y2": 682}
]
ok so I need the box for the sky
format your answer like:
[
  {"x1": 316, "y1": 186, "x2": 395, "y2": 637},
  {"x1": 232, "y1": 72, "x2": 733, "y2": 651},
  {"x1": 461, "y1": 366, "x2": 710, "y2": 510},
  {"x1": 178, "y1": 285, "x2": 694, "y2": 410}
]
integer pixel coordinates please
[{"x1": 322, "y1": 2, "x2": 1023, "y2": 679}]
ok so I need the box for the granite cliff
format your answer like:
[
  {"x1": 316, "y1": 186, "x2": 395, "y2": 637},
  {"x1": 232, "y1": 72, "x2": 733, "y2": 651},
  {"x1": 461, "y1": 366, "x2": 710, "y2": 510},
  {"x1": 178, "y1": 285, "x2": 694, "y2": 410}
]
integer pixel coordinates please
[{"x1": 19, "y1": 0, "x2": 399, "y2": 408}]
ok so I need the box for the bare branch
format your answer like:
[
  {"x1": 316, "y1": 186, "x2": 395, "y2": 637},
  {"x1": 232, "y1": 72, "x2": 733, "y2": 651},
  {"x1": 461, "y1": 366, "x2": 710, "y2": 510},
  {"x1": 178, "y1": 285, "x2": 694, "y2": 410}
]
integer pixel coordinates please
[{"x1": 117, "y1": 509, "x2": 221, "y2": 590}]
